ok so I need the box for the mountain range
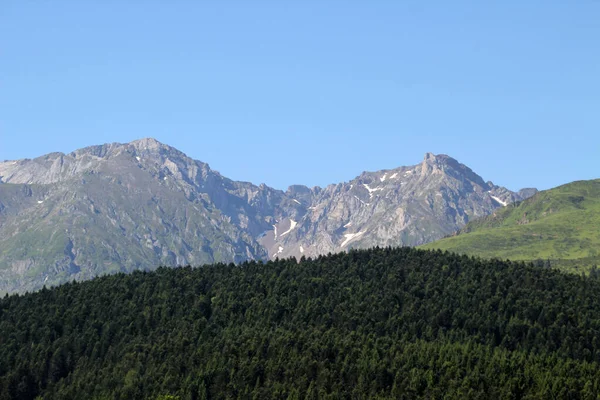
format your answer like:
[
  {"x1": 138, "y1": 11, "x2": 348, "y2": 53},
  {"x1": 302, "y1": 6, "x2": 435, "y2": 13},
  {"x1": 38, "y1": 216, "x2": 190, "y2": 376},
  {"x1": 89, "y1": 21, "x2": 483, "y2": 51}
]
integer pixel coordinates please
[{"x1": 0, "y1": 138, "x2": 536, "y2": 293}]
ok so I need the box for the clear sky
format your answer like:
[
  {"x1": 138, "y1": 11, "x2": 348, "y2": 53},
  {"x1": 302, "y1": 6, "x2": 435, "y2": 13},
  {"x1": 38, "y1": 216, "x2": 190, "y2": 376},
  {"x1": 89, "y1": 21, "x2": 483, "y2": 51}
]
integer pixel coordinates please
[{"x1": 1, "y1": 1, "x2": 598, "y2": 191}]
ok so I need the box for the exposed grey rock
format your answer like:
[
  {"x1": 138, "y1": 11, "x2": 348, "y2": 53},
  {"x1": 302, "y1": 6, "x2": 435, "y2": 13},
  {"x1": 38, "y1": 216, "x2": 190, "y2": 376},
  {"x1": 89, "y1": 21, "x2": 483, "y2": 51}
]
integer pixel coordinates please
[
  {"x1": 0, "y1": 138, "x2": 536, "y2": 294},
  {"x1": 261, "y1": 153, "x2": 535, "y2": 260}
]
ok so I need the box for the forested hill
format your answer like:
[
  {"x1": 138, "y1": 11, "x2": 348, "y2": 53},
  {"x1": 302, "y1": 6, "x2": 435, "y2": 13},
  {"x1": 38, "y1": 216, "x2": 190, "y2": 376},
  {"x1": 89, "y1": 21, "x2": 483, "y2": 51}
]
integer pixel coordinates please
[{"x1": 2, "y1": 248, "x2": 600, "y2": 399}]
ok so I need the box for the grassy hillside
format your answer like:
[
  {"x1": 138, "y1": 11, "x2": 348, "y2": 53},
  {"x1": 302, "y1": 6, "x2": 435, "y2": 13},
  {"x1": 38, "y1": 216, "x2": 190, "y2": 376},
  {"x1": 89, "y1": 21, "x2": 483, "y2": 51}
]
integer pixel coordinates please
[
  {"x1": 421, "y1": 179, "x2": 600, "y2": 273},
  {"x1": 2, "y1": 247, "x2": 600, "y2": 399}
]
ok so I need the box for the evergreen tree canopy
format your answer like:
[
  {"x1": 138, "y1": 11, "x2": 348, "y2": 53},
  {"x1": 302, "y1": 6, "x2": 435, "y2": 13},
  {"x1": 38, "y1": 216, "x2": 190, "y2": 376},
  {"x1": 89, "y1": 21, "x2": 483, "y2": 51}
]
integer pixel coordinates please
[{"x1": 1, "y1": 247, "x2": 600, "y2": 399}]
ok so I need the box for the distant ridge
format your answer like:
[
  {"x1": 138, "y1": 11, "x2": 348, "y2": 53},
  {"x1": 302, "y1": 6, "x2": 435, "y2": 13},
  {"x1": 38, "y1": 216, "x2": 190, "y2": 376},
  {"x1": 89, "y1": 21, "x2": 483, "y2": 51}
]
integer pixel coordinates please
[{"x1": 0, "y1": 138, "x2": 535, "y2": 293}]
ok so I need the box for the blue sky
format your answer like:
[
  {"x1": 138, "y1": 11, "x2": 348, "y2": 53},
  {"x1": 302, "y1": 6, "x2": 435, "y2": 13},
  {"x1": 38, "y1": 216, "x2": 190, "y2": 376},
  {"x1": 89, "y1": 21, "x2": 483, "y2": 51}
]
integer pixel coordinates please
[{"x1": 1, "y1": 1, "x2": 598, "y2": 191}]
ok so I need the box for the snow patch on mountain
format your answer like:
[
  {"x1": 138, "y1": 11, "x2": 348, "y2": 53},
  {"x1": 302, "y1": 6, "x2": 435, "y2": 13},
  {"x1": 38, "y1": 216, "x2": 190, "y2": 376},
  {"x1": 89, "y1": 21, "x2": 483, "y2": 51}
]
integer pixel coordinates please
[
  {"x1": 341, "y1": 231, "x2": 365, "y2": 248},
  {"x1": 354, "y1": 195, "x2": 369, "y2": 205},
  {"x1": 363, "y1": 184, "x2": 383, "y2": 198},
  {"x1": 280, "y1": 219, "x2": 297, "y2": 236},
  {"x1": 491, "y1": 195, "x2": 508, "y2": 207},
  {"x1": 272, "y1": 245, "x2": 285, "y2": 258}
]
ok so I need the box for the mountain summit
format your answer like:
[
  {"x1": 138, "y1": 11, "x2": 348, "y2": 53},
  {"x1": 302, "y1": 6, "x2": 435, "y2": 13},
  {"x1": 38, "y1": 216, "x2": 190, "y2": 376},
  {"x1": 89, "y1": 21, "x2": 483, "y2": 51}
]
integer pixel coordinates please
[
  {"x1": 262, "y1": 152, "x2": 535, "y2": 260},
  {"x1": 0, "y1": 139, "x2": 535, "y2": 293}
]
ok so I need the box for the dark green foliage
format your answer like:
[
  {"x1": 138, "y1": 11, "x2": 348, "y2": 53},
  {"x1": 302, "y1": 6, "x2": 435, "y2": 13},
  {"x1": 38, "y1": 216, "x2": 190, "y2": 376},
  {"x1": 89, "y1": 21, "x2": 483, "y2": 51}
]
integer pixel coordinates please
[{"x1": 1, "y1": 247, "x2": 600, "y2": 399}]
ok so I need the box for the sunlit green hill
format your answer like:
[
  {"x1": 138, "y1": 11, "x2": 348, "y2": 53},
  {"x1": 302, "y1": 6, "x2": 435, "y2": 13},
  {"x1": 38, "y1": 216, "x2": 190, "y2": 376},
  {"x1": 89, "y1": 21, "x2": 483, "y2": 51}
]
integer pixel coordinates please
[{"x1": 421, "y1": 179, "x2": 600, "y2": 273}]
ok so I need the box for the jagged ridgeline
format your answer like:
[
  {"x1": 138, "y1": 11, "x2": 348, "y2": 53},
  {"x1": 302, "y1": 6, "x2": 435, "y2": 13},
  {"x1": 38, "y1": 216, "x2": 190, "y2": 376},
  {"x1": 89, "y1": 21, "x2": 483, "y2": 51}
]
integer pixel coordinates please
[
  {"x1": 2, "y1": 248, "x2": 600, "y2": 399},
  {"x1": 0, "y1": 138, "x2": 536, "y2": 294}
]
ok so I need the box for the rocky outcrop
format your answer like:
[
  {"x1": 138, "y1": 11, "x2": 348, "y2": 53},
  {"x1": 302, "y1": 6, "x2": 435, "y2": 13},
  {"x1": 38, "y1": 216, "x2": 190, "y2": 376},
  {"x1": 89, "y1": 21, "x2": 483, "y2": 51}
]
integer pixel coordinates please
[{"x1": 261, "y1": 152, "x2": 535, "y2": 259}]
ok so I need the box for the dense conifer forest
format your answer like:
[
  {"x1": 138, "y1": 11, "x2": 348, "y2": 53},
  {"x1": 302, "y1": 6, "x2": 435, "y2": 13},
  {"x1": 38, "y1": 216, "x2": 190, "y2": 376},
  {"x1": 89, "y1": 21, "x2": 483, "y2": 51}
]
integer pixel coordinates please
[{"x1": 1, "y1": 247, "x2": 600, "y2": 399}]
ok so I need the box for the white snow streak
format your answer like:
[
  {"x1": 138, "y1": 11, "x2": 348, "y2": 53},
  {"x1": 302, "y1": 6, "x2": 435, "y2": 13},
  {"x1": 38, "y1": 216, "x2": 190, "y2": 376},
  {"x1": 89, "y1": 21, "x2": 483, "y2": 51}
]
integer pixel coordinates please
[
  {"x1": 299, "y1": 245, "x2": 304, "y2": 253},
  {"x1": 37, "y1": 200, "x2": 44, "y2": 204},
  {"x1": 272, "y1": 245, "x2": 285, "y2": 259},
  {"x1": 341, "y1": 231, "x2": 365, "y2": 248},
  {"x1": 363, "y1": 184, "x2": 383, "y2": 198},
  {"x1": 136, "y1": 156, "x2": 141, "y2": 162},
  {"x1": 389, "y1": 172, "x2": 398, "y2": 179},
  {"x1": 380, "y1": 173, "x2": 387, "y2": 182},
  {"x1": 292, "y1": 199, "x2": 301, "y2": 204},
  {"x1": 273, "y1": 224, "x2": 278, "y2": 239},
  {"x1": 343, "y1": 222, "x2": 352, "y2": 228},
  {"x1": 280, "y1": 219, "x2": 297, "y2": 236},
  {"x1": 491, "y1": 195, "x2": 508, "y2": 207},
  {"x1": 353, "y1": 195, "x2": 369, "y2": 205}
]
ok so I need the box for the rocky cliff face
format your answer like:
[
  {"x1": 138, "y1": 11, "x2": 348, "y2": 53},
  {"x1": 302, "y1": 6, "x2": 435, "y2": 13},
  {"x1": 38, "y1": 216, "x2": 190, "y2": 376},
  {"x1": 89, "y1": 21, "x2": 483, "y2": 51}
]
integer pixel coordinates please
[
  {"x1": 0, "y1": 139, "x2": 535, "y2": 293},
  {"x1": 260, "y1": 153, "x2": 535, "y2": 259}
]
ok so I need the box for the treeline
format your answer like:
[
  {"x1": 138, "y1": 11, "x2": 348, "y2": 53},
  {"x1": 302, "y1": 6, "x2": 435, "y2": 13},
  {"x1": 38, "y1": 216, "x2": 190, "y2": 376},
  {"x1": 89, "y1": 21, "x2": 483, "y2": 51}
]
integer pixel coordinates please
[{"x1": 1, "y1": 247, "x2": 600, "y2": 399}]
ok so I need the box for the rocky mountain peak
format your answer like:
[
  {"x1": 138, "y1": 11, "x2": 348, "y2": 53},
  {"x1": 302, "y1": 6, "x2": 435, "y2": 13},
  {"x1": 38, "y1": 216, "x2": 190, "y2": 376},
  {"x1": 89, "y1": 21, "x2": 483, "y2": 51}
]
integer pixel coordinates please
[
  {"x1": 130, "y1": 137, "x2": 164, "y2": 150},
  {"x1": 69, "y1": 138, "x2": 183, "y2": 162},
  {"x1": 419, "y1": 153, "x2": 488, "y2": 189},
  {"x1": 0, "y1": 138, "x2": 208, "y2": 186},
  {"x1": 421, "y1": 152, "x2": 462, "y2": 167},
  {"x1": 127, "y1": 138, "x2": 180, "y2": 159},
  {"x1": 423, "y1": 152, "x2": 438, "y2": 162}
]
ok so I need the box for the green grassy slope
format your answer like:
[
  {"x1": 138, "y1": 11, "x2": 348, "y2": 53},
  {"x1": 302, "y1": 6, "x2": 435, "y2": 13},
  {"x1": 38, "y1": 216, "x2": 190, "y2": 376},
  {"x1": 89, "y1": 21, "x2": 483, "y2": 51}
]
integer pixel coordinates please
[{"x1": 421, "y1": 179, "x2": 600, "y2": 273}]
